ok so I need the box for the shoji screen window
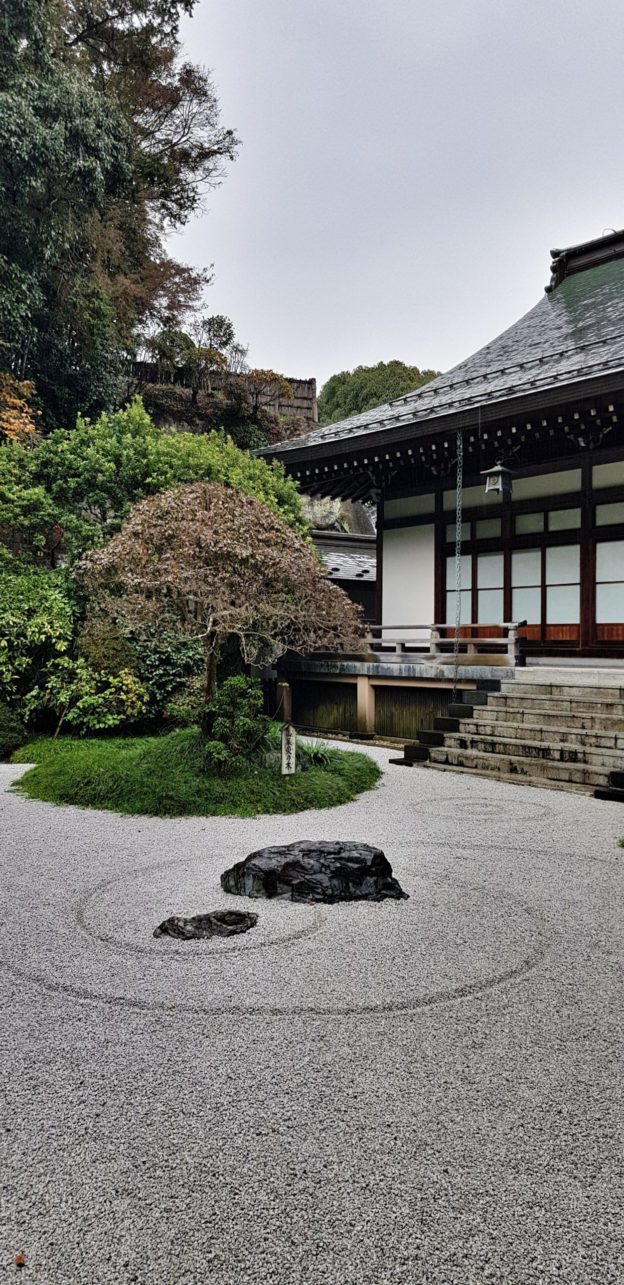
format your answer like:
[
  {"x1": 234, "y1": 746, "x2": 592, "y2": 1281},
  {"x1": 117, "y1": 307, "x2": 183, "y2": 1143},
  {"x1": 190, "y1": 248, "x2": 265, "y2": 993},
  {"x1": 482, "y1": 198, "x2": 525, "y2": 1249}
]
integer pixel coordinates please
[
  {"x1": 546, "y1": 546, "x2": 580, "y2": 635},
  {"x1": 477, "y1": 553, "x2": 504, "y2": 622},
  {"x1": 511, "y1": 549, "x2": 541, "y2": 626},
  {"x1": 596, "y1": 540, "x2": 624, "y2": 637}
]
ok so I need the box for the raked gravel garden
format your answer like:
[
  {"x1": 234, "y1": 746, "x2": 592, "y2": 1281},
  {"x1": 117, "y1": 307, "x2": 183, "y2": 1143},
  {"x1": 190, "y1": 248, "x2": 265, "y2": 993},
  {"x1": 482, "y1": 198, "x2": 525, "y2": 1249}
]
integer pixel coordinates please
[{"x1": 1, "y1": 743, "x2": 624, "y2": 1284}]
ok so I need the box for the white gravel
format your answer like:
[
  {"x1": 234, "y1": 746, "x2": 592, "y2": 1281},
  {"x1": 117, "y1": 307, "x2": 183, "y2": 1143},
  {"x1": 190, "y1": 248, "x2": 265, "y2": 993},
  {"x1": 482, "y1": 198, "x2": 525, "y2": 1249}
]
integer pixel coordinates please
[{"x1": 1, "y1": 750, "x2": 623, "y2": 1284}]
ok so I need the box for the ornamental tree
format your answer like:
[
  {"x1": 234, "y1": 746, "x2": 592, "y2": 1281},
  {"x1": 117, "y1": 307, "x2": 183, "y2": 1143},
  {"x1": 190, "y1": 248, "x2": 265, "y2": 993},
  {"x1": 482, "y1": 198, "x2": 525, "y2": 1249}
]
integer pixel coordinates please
[{"x1": 77, "y1": 482, "x2": 363, "y2": 726}]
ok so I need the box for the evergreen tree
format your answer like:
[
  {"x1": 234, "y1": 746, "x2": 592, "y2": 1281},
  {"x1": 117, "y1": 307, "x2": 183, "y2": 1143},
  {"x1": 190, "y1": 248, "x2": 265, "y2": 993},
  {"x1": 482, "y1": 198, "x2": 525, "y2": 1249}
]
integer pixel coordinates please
[
  {"x1": 0, "y1": 0, "x2": 238, "y2": 427},
  {"x1": 318, "y1": 360, "x2": 439, "y2": 425}
]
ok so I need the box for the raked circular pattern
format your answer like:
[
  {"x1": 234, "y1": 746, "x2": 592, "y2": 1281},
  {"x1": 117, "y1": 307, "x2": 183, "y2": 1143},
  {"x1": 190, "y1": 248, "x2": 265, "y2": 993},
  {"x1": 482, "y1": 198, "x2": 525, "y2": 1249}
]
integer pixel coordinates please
[{"x1": 0, "y1": 846, "x2": 548, "y2": 1016}]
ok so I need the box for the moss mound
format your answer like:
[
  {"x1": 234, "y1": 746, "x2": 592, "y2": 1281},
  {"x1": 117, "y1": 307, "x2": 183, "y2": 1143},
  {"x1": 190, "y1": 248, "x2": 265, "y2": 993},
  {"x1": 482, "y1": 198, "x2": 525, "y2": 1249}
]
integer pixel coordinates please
[{"x1": 11, "y1": 729, "x2": 381, "y2": 818}]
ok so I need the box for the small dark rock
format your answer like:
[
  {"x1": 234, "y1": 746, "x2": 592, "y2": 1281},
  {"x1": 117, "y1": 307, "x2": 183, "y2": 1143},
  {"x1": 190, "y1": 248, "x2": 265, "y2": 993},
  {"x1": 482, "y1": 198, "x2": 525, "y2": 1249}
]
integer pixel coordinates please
[
  {"x1": 220, "y1": 840, "x2": 408, "y2": 903},
  {"x1": 153, "y1": 909, "x2": 258, "y2": 940}
]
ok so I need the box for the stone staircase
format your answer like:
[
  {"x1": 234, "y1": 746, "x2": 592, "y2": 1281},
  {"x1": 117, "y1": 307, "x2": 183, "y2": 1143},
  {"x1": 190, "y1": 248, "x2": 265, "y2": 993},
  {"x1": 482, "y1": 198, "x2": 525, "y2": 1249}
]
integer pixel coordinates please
[{"x1": 403, "y1": 677, "x2": 624, "y2": 798}]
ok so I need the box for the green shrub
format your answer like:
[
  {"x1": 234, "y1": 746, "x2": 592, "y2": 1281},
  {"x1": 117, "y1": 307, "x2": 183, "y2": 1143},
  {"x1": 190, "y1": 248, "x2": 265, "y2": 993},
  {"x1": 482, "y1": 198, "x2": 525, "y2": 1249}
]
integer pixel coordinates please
[
  {"x1": 131, "y1": 630, "x2": 204, "y2": 719},
  {"x1": 0, "y1": 703, "x2": 27, "y2": 759},
  {"x1": 78, "y1": 615, "x2": 135, "y2": 676},
  {"x1": 201, "y1": 676, "x2": 271, "y2": 775},
  {"x1": 0, "y1": 567, "x2": 74, "y2": 705},
  {"x1": 24, "y1": 657, "x2": 148, "y2": 735},
  {"x1": 265, "y1": 724, "x2": 333, "y2": 771},
  {"x1": 297, "y1": 739, "x2": 333, "y2": 769},
  {"x1": 164, "y1": 673, "x2": 205, "y2": 728}
]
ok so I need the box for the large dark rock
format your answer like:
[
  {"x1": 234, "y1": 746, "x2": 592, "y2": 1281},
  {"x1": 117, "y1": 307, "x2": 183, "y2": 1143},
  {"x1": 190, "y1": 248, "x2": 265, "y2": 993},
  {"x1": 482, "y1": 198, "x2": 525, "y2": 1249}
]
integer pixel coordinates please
[
  {"x1": 221, "y1": 841, "x2": 407, "y2": 903},
  {"x1": 153, "y1": 909, "x2": 258, "y2": 940}
]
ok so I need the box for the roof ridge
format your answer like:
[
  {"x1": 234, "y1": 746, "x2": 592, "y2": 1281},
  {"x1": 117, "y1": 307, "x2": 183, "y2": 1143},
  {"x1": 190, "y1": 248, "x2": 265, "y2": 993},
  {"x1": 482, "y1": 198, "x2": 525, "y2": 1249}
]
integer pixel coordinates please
[{"x1": 263, "y1": 247, "x2": 624, "y2": 457}]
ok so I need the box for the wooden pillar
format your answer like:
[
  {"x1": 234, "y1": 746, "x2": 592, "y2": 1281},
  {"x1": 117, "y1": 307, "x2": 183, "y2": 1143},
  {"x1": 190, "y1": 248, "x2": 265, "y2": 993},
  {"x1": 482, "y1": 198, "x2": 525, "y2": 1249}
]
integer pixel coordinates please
[
  {"x1": 356, "y1": 677, "x2": 375, "y2": 734},
  {"x1": 580, "y1": 455, "x2": 593, "y2": 651},
  {"x1": 277, "y1": 681, "x2": 292, "y2": 723},
  {"x1": 502, "y1": 495, "x2": 513, "y2": 624},
  {"x1": 434, "y1": 487, "x2": 445, "y2": 624},
  {"x1": 375, "y1": 500, "x2": 384, "y2": 625}
]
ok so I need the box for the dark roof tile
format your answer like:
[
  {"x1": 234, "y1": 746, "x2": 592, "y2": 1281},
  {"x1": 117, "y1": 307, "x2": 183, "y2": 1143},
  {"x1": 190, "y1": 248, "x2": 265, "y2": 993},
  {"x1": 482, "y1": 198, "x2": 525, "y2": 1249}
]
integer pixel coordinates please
[
  {"x1": 321, "y1": 550, "x2": 376, "y2": 581},
  {"x1": 266, "y1": 250, "x2": 624, "y2": 459}
]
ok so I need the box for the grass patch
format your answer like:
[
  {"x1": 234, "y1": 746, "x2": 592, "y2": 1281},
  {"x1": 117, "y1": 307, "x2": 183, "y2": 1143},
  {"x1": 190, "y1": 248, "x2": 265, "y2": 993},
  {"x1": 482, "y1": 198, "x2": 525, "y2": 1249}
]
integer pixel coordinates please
[{"x1": 11, "y1": 729, "x2": 381, "y2": 817}]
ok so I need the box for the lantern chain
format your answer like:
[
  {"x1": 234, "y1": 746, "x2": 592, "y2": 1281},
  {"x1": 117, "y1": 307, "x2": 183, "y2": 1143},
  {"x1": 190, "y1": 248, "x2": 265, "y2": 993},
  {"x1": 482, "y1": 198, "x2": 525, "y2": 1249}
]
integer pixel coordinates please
[{"x1": 452, "y1": 430, "x2": 464, "y2": 699}]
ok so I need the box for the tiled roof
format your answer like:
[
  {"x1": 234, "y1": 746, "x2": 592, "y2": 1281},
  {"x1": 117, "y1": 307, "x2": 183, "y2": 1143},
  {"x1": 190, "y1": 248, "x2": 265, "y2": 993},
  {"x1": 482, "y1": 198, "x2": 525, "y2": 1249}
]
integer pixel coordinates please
[
  {"x1": 321, "y1": 548, "x2": 376, "y2": 582},
  {"x1": 266, "y1": 244, "x2": 624, "y2": 459}
]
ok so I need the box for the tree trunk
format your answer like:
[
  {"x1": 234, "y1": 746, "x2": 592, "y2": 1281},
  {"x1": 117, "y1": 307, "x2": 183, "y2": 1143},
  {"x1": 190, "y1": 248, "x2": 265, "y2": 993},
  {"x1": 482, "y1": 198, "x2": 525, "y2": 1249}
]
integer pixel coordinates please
[
  {"x1": 200, "y1": 640, "x2": 220, "y2": 736},
  {"x1": 53, "y1": 708, "x2": 68, "y2": 739}
]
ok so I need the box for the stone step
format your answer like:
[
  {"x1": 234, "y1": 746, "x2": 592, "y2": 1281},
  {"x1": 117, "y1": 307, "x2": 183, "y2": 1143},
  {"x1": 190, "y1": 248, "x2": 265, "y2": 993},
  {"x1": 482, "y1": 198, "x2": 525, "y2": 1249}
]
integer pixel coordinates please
[
  {"x1": 426, "y1": 761, "x2": 593, "y2": 796},
  {"x1": 428, "y1": 745, "x2": 611, "y2": 788},
  {"x1": 501, "y1": 680, "x2": 624, "y2": 701},
  {"x1": 467, "y1": 719, "x2": 624, "y2": 750},
  {"x1": 417, "y1": 730, "x2": 446, "y2": 747},
  {"x1": 471, "y1": 705, "x2": 624, "y2": 732},
  {"x1": 488, "y1": 694, "x2": 624, "y2": 716},
  {"x1": 442, "y1": 732, "x2": 624, "y2": 769},
  {"x1": 594, "y1": 786, "x2": 624, "y2": 803},
  {"x1": 448, "y1": 702, "x2": 480, "y2": 719},
  {"x1": 460, "y1": 690, "x2": 492, "y2": 706},
  {"x1": 433, "y1": 716, "x2": 462, "y2": 733},
  {"x1": 403, "y1": 743, "x2": 429, "y2": 763}
]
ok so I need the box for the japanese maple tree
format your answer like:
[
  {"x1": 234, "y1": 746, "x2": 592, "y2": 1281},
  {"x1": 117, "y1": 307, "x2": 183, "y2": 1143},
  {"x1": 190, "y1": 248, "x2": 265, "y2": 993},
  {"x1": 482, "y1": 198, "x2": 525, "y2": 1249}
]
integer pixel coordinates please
[{"x1": 77, "y1": 482, "x2": 364, "y2": 726}]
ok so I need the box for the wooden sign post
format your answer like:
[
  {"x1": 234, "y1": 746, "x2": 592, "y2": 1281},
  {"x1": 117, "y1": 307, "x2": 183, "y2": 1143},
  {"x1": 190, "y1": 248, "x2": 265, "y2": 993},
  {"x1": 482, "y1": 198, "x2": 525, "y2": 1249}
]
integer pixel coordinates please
[{"x1": 281, "y1": 722, "x2": 296, "y2": 775}]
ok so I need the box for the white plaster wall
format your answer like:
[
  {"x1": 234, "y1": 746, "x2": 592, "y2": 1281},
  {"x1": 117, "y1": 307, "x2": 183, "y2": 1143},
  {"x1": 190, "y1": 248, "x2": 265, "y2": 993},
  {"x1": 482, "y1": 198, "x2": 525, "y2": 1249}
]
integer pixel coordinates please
[
  {"x1": 593, "y1": 458, "x2": 624, "y2": 489},
  {"x1": 513, "y1": 468, "x2": 581, "y2": 501},
  {"x1": 443, "y1": 466, "x2": 582, "y2": 509},
  {"x1": 384, "y1": 493, "x2": 435, "y2": 519},
  {"x1": 382, "y1": 524, "x2": 435, "y2": 637}
]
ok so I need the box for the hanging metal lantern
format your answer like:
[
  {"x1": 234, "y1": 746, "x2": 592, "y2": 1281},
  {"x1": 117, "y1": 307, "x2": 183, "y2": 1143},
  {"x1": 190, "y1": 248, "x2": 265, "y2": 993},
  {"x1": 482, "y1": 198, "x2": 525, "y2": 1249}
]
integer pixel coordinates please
[{"x1": 481, "y1": 461, "x2": 513, "y2": 498}]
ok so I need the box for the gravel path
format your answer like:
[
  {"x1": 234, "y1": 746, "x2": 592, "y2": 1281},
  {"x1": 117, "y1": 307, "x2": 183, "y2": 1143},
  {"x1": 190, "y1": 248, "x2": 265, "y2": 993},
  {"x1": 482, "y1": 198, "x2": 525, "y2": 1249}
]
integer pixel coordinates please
[{"x1": 1, "y1": 750, "x2": 623, "y2": 1284}]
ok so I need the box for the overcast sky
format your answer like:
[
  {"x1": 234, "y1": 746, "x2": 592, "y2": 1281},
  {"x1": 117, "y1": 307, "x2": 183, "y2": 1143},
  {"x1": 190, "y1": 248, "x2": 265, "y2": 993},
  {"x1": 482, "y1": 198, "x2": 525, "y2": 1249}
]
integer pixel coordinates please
[{"x1": 170, "y1": 0, "x2": 624, "y2": 391}]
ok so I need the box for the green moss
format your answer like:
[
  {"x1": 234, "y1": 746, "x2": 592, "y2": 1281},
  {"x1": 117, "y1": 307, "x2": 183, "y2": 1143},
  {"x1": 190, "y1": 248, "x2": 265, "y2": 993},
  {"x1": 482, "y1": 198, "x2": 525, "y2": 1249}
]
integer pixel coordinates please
[{"x1": 11, "y1": 730, "x2": 380, "y2": 818}]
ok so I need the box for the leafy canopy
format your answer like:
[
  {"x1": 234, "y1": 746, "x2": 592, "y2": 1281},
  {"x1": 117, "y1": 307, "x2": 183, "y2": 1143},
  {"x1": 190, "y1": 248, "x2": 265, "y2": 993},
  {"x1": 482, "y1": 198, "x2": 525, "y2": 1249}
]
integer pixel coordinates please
[
  {"x1": 0, "y1": 398, "x2": 308, "y2": 561},
  {"x1": 138, "y1": 316, "x2": 300, "y2": 450},
  {"x1": 318, "y1": 360, "x2": 440, "y2": 425},
  {"x1": 0, "y1": 0, "x2": 134, "y2": 425},
  {"x1": 77, "y1": 482, "x2": 363, "y2": 718},
  {"x1": 0, "y1": 0, "x2": 239, "y2": 427}
]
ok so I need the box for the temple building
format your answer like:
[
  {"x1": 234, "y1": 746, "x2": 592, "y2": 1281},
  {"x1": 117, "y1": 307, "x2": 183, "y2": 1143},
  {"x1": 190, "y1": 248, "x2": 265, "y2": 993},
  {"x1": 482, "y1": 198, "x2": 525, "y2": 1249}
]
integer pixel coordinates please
[{"x1": 263, "y1": 230, "x2": 624, "y2": 770}]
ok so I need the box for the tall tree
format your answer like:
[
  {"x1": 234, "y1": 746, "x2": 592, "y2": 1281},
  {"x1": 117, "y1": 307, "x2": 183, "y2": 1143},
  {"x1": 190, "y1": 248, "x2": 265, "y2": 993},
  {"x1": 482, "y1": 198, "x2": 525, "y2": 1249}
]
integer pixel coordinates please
[
  {"x1": 318, "y1": 360, "x2": 440, "y2": 425},
  {"x1": 0, "y1": 0, "x2": 238, "y2": 427},
  {"x1": 0, "y1": 0, "x2": 133, "y2": 424}
]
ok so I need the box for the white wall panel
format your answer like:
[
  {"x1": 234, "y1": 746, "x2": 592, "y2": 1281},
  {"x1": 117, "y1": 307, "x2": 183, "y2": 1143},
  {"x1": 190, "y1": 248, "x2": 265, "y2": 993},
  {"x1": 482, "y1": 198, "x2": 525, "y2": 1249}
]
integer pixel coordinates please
[
  {"x1": 593, "y1": 459, "x2": 624, "y2": 489},
  {"x1": 513, "y1": 469, "x2": 581, "y2": 500},
  {"x1": 384, "y1": 494, "x2": 434, "y2": 519},
  {"x1": 382, "y1": 524, "x2": 435, "y2": 635}
]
